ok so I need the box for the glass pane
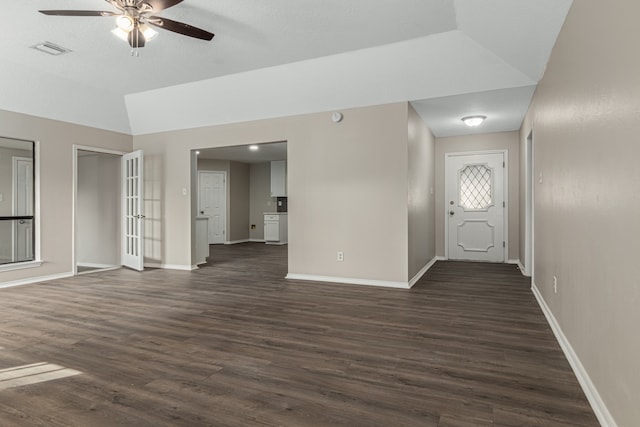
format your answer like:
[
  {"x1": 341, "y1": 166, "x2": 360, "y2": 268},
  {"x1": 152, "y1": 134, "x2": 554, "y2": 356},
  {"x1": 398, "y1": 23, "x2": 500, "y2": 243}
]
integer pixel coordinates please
[
  {"x1": 0, "y1": 219, "x2": 34, "y2": 264},
  {"x1": 459, "y1": 164, "x2": 492, "y2": 210}
]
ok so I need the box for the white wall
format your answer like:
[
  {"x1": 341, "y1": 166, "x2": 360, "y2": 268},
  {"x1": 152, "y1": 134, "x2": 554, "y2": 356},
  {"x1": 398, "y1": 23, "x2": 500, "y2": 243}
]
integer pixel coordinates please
[
  {"x1": 520, "y1": 1, "x2": 640, "y2": 425},
  {"x1": 77, "y1": 153, "x2": 121, "y2": 267},
  {"x1": 435, "y1": 131, "x2": 520, "y2": 260}
]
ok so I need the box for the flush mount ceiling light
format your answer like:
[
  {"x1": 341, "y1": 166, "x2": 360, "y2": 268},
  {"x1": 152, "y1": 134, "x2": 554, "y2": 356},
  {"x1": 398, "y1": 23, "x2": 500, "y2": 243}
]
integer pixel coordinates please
[
  {"x1": 249, "y1": 145, "x2": 260, "y2": 151},
  {"x1": 39, "y1": 0, "x2": 214, "y2": 55},
  {"x1": 461, "y1": 115, "x2": 487, "y2": 127}
]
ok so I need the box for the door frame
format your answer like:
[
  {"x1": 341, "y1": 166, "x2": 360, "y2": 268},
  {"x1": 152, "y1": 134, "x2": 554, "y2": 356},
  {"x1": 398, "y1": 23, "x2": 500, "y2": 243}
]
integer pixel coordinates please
[
  {"x1": 524, "y1": 132, "x2": 535, "y2": 277},
  {"x1": 12, "y1": 156, "x2": 33, "y2": 262},
  {"x1": 72, "y1": 145, "x2": 127, "y2": 275},
  {"x1": 198, "y1": 170, "x2": 227, "y2": 245},
  {"x1": 444, "y1": 149, "x2": 508, "y2": 262}
]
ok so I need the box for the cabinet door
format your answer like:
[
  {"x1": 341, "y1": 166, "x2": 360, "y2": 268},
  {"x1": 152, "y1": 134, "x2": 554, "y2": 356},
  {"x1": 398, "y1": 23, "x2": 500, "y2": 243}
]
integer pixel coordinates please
[
  {"x1": 264, "y1": 221, "x2": 279, "y2": 241},
  {"x1": 270, "y1": 160, "x2": 287, "y2": 197}
]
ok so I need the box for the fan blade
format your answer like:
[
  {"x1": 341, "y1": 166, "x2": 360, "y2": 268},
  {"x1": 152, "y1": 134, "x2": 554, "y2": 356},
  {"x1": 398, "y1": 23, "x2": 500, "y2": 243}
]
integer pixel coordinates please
[
  {"x1": 39, "y1": 10, "x2": 117, "y2": 17},
  {"x1": 147, "y1": 16, "x2": 214, "y2": 41},
  {"x1": 143, "y1": 0, "x2": 184, "y2": 12},
  {"x1": 128, "y1": 27, "x2": 146, "y2": 48}
]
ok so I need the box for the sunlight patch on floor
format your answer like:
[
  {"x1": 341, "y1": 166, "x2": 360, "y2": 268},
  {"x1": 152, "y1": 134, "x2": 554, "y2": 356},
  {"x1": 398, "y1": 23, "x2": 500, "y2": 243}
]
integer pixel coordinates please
[{"x1": 0, "y1": 362, "x2": 81, "y2": 390}]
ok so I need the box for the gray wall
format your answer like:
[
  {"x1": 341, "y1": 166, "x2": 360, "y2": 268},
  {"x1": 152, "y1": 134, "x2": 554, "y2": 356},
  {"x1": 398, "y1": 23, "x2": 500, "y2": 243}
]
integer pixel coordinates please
[
  {"x1": 249, "y1": 162, "x2": 272, "y2": 241},
  {"x1": 77, "y1": 153, "x2": 120, "y2": 267},
  {"x1": 435, "y1": 131, "x2": 520, "y2": 260},
  {"x1": 229, "y1": 161, "x2": 250, "y2": 242},
  {"x1": 520, "y1": 0, "x2": 640, "y2": 424},
  {"x1": 407, "y1": 104, "x2": 436, "y2": 278}
]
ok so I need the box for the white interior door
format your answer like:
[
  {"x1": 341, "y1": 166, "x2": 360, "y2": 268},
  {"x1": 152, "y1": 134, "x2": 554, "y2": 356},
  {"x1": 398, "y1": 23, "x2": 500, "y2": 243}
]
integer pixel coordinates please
[
  {"x1": 122, "y1": 150, "x2": 144, "y2": 271},
  {"x1": 446, "y1": 152, "x2": 505, "y2": 262},
  {"x1": 13, "y1": 157, "x2": 33, "y2": 262},
  {"x1": 198, "y1": 171, "x2": 226, "y2": 244}
]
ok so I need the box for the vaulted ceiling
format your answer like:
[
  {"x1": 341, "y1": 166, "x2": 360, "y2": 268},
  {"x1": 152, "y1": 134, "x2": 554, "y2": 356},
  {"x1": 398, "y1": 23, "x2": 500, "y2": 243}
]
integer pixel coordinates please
[{"x1": 0, "y1": 0, "x2": 572, "y2": 135}]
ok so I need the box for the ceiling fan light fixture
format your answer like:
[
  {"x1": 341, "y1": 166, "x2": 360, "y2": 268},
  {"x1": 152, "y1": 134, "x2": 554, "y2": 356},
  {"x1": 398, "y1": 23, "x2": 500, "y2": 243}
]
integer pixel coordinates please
[
  {"x1": 111, "y1": 27, "x2": 130, "y2": 42},
  {"x1": 461, "y1": 115, "x2": 486, "y2": 127},
  {"x1": 140, "y1": 23, "x2": 158, "y2": 41},
  {"x1": 116, "y1": 15, "x2": 135, "y2": 32}
]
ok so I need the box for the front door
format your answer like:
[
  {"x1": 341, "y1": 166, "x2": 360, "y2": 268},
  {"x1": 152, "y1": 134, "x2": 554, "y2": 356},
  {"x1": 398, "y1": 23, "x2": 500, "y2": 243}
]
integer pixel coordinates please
[
  {"x1": 198, "y1": 171, "x2": 226, "y2": 244},
  {"x1": 122, "y1": 150, "x2": 144, "y2": 271},
  {"x1": 446, "y1": 152, "x2": 505, "y2": 262}
]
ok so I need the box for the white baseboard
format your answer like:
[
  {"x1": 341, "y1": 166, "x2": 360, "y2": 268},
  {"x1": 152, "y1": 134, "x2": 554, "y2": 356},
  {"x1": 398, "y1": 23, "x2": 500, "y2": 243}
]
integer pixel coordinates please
[
  {"x1": 436, "y1": 256, "x2": 447, "y2": 261},
  {"x1": 408, "y1": 256, "x2": 438, "y2": 288},
  {"x1": 506, "y1": 258, "x2": 519, "y2": 265},
  {"x1": 0, "y1": 271, "x2": 74, "y2": 289},
  {"x1": 249, "y1": 238, "x2": 266, "y2": 243},
  {"x1": 531, "y1": 283, "x2": 618, "y2": 427},
  {"x1": 225, "y1": 239, "x2": 250, "y2": 245},
  {"x1": 77, "y1": 262, "x2": 117, "y2": 269},
  {"x1": 144, "y1": 263, "x2": 196, "y2": 271},
  {"x1": 516, "y1": 260, "x2": 525, "y2": 274},
  {"x1": 286, "y1": 273, "x2": 410, "y2": 289}
]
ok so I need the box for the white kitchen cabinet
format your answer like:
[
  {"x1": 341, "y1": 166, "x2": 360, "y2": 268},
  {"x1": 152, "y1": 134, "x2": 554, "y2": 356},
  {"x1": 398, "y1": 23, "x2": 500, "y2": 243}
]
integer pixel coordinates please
[
  {"x1": 264, "y1": 213, "x2": 288, "y2": 245},
  {"x1": 270, "y1": 160, "x2": 287, "y2": 197}
]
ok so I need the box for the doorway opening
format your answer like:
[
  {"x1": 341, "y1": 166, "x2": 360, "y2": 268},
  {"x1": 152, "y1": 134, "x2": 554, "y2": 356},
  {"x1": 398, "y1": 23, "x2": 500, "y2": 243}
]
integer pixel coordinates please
[
  {"x1": 444, "y1": 150, "x2": 508, "y2": 262},
  {"x1": 73, "y1": 147, "x2": 123, "y2": 275},
  {"x1": 190, "y1": 141, "x2": 288, "y2": 269}
]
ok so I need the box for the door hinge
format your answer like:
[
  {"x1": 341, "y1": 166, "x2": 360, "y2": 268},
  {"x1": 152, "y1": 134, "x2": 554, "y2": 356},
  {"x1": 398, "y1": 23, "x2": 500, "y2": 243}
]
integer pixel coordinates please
[
  {"x1": 503, "y1": 241, "x2": 505, "y2": 248},
  {"x1": 503, "y1": 161, "x2": 505, "y2": 168},
  {"x1": 503, "y1": 201, "x2": 505, "y2": 208}
]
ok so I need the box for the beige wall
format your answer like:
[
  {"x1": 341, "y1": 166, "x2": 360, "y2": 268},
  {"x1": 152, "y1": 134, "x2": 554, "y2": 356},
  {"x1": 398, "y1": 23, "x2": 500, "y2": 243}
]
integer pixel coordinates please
[
  {"x1": 407, "y1": 104, "x2": 436, "y2": 278},
  {"x1": 0, "y1": 108, "x2": 132, "y2": 285},
  {"x1": 135, "y1": 103, "x2": 411, "y2": 282},
  {"x1": 435, "y1": 131, "x2": 520, "y2": 260},
  {"x1": 229, "y1": 161, "x2": 250, "y2": 242},
  {"x1": 249, "y1": 162, "x2": 272, "y2": 241},
  {"x1": 520, "y1": 1, "x2": 640, "y2": 425}
]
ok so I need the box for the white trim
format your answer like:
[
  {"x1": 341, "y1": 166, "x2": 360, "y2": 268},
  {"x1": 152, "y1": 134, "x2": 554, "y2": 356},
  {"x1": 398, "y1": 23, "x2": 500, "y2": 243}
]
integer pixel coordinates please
[
  {"x1": 77, "y1": 262, "x2": 118, "y2": 269},
  {"x1": 444, "y1": 149, "x2": 508, "y2": 263},
  {"x1": 523, "y1": 131, "x2": 534, "y2": 277},
  {"x1": 531, "y1": 283, "x2": 618, "y2": 427},
  {"x1": 144, "y1": 263, "x2": 196, "y2": 271},
  {"x1": 516, "y1": 260, "x2": 525, "y2": 273},
  {"x1": 436, "y1": 256, "x2": 447, "y2": 261},
  {"x1": 286, "y1": 273, "x2": 410, "y2": 289},
  {"x1": 0, "y1": 260, "x2": 43, "y2": 273},
  {"x1": 249, "y1": 238, "x2": 266, "y2": 243},
  {"x1": 0, "y1": 271, "x2": 73, "y2": 290},
  {"x1": 408, "y1": 256, "x2": 438, "y2": 288},
  {"x1": 506, "y1": 259, "x2": 519, "y2": 265},
  {"x1": 225, "y1": 239, "x2": 250, "y2": 245},
  {"x1": 265, "y1": 241, "x2": 287, "y2": 246},
  {"x1": 77, "y1": 266, "x2": 121, "y2": 275}
]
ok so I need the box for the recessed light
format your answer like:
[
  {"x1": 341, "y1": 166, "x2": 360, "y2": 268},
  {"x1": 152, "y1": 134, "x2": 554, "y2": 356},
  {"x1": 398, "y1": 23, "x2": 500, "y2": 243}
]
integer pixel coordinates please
[
  {"x1": 195, "y1": 151, "x2": 200, "y2": 155},
  {"x1": 249, "y1": 145, "x2": 259, "y2": 151},
  {"x1": 462, "y1": 115, "x2": 486, "y2": 127}
]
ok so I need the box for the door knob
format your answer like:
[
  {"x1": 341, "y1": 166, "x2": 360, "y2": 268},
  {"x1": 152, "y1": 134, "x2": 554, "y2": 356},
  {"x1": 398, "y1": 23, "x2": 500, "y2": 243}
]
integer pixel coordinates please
[{"x1": 449, "y1": 210, "x2": 455, "y2": 216}]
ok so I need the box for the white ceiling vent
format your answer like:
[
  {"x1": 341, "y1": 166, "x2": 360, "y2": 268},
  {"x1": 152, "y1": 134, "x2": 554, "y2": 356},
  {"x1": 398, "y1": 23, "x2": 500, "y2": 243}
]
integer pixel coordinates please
[{"x1": 31, "y1": 41, "x2": 72, "y2": 56}]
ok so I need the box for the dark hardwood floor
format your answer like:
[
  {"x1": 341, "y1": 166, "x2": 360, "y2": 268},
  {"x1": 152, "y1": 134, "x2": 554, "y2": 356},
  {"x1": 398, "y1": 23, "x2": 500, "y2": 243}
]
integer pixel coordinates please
[{"x1": 0, "y1": 243, "x2": 598, "y2": 426}]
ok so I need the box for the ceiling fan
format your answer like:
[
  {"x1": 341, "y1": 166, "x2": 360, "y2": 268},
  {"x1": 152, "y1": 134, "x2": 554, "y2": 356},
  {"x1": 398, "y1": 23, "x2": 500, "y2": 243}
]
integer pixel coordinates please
[{"x1": 39, "y1": 0, "x2": 214, "y2": 50}]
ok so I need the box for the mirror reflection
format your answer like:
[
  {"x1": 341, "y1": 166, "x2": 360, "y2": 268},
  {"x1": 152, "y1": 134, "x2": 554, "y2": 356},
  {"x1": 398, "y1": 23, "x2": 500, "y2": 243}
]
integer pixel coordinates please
[{"x1": 0, "y1": 137, "x2": 35, "y2": 265}]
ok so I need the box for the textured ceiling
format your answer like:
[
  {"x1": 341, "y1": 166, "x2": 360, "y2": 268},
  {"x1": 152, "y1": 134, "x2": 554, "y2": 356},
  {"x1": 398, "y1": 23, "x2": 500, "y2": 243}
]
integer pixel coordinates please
[{"x1": 0, "y1": 0, "x2": 573, "y2": 136}]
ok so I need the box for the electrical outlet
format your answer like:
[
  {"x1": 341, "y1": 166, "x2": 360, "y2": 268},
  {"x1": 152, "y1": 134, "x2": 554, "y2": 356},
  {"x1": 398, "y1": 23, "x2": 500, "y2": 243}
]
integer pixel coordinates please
[
  {"x1": 337, "y1": 251, "x2": 344, "y2": 262},
  {"x1": 553, "y1": 275, "x2": 558, "y2": 293}
]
